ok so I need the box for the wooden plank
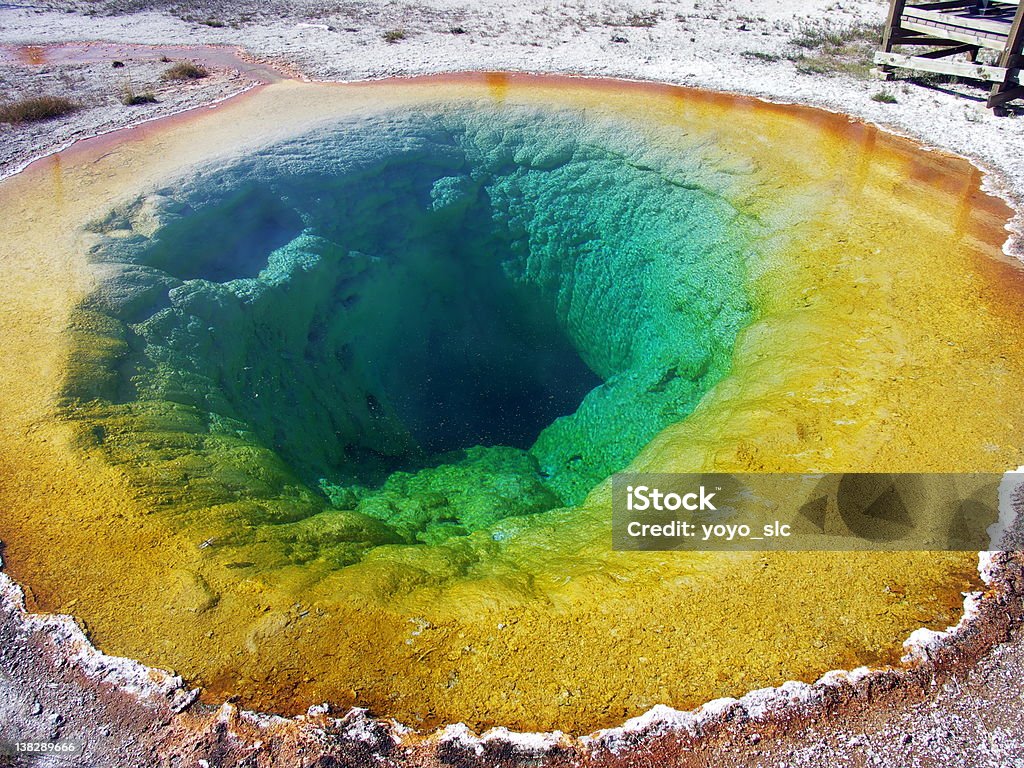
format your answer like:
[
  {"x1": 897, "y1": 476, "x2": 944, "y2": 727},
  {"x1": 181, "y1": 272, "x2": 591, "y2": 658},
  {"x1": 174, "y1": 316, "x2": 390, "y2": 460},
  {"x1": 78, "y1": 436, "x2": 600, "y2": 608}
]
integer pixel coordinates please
[
  {"x1": 901, "y1": 19, "x2": 1009, "y2": 47},
  {"x1": 910, "y1": 0, "x2": 1021, "y2": 8},
  {"x1": 904, "y1": 7, "x2": 1014, "y2": 36},
  {"x1": 902, "y1": 17, "x2": 1003, "y2": 37},
  {"x1": 890, "y1": 30, "x2": 969, "y2": 43},
  {"x1": 873, "y1": 50, "x2": 1010, "y2": 80},
  {"x1": 913, "y1": 1, "x2": 981, "y2": 9},
  {"x1": 919, "y1": 43, "x2": 981, "y2": 56},
  {"x1": 988, "y1": 83, "x2": 1024, "y2": 106}
]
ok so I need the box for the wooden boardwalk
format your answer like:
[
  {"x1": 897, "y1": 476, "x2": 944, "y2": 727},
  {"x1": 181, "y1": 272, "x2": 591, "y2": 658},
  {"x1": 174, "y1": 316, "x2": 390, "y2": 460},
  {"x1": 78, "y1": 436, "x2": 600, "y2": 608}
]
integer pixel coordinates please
[{"x1": 874, "y1": 0, "x2": 1024, "y2": 112}]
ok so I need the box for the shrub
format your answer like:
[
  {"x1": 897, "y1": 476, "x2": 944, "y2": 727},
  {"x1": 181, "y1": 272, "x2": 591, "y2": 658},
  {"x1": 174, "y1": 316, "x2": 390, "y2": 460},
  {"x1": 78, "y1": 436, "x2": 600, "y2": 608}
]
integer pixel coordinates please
[
  {"x1": 121, "y1": 86, "x2": 157, "y2": 106},
  {"x1": 0, "y1": 95, "x2": 79, "y2": 124},
  {"x1": 871, "y1": 90, "x2": 898, "y2": 103},
  {"x1": 162, "y1": 61, "x2": 209, "y2": 81},
  {"x1": 383, "y1": 29, "x2": 407, "y2": 43}
]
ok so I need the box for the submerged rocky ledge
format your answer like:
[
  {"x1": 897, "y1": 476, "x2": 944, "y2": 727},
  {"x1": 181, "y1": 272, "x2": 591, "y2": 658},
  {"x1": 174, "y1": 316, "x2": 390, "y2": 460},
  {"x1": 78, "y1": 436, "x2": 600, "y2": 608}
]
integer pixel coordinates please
[{"x1": 69, "y1": 105, "x2": 754, "y2": 555}]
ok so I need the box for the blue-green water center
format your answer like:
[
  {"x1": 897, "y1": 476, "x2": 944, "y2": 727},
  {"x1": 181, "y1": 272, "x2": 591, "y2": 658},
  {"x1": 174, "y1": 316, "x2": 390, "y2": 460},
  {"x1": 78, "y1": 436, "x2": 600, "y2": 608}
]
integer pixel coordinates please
[{"x1": 74, "y1": 106, "x2": 756, "y2": 553}]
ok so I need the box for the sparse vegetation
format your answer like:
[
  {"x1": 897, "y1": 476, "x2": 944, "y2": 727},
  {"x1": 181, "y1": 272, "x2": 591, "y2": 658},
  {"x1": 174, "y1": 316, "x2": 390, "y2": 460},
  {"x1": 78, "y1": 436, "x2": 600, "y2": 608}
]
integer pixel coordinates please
[
  {"x1": 790, "y1": 21, "x2": 881, "y2": 50},
  {"x1": 0, "y1": 95, "x2": 79, "y2": 125},
  {"x1": 201, "y1": 18, "x2": 226, "y2": 28},
  {"x1": 792, "y1": 57, "x2": 838, "y2": 75},
  {"x1": 904, "y1": 69, "x2": 962, "y2": 86},
  {"x1": 787, "y1": 21, "x2": 883, "y2": 77},
  {"x1": 120, "y1": 85, "x2": 157, "y2": 106},
  {"x1": 383, "y1": 29, "x2": 407, "y2": 43},
  {"x1": 742, "y1": 50, "x2": 781, "y2": 62},
  {"x1": 871, "y1": 90, "x2": 898, "y2": 103},
  {"x1": 624, "y1": 11, "x2": 660, "y2": 27},
  {"x1": 161, "y1": 61, "x2": 209, "y2": 81},
  {"x1": 449, "y1": 26, "x2": 467, "y2": 35}
]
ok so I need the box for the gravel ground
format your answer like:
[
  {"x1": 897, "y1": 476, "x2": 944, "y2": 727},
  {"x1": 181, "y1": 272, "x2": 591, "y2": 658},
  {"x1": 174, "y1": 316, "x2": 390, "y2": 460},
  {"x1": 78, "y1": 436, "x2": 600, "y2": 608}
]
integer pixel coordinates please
[{"x1": 0, "y1": 44, "x2": 277, "y2": 177}]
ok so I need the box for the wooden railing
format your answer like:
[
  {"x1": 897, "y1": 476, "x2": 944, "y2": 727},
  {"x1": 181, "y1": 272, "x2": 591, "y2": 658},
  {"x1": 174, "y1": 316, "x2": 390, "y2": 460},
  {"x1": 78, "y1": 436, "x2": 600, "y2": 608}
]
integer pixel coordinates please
[{"x1": 874, "y1": 0, "x2": 1024, "y2": 111}]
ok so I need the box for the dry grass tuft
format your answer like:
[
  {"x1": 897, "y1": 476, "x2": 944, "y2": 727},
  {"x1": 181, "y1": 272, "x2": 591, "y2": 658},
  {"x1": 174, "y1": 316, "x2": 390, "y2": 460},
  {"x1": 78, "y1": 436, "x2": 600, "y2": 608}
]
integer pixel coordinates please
[
  {"x1": 0, "y1": 95, "x2": 79, "y2": 125},
  {"x1": 161, "y1": 61, "x2": 209, "y2": 81}
]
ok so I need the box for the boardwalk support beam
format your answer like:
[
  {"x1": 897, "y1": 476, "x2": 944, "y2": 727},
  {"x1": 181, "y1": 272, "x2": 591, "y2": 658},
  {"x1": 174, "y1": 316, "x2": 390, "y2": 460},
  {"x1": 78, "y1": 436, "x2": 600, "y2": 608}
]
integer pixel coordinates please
[{"x1": 873, "y1": 0, "x2": 1024, "y2": 112}]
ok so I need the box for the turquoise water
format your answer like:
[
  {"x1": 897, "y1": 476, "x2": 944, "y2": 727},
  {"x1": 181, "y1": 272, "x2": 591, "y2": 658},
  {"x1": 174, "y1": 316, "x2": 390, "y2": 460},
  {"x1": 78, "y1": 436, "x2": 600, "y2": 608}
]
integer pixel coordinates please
[{"x1": 76, "y1": 106, "x2": 756, "y2": 549}]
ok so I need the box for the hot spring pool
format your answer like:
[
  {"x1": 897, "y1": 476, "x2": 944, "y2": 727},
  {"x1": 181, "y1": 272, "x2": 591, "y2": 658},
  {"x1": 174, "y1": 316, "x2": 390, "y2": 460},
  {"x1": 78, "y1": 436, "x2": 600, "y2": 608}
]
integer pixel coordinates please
[{"x1": 0, "y1": 74, "x2": 1022, "y2": 733}]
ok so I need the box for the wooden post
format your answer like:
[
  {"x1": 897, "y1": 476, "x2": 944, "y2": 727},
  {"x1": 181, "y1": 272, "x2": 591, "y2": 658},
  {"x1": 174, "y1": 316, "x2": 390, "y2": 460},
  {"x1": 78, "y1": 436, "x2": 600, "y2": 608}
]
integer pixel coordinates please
[
  {"x1": 882, "y1": 0, "x2": 909, "y2": 51},
  {"x1": 988, "y1": 1, "x2": 1024, "y2": 112},
  {"x1": 876, "y1": 0, "x2": 910, "y2": 79}
]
